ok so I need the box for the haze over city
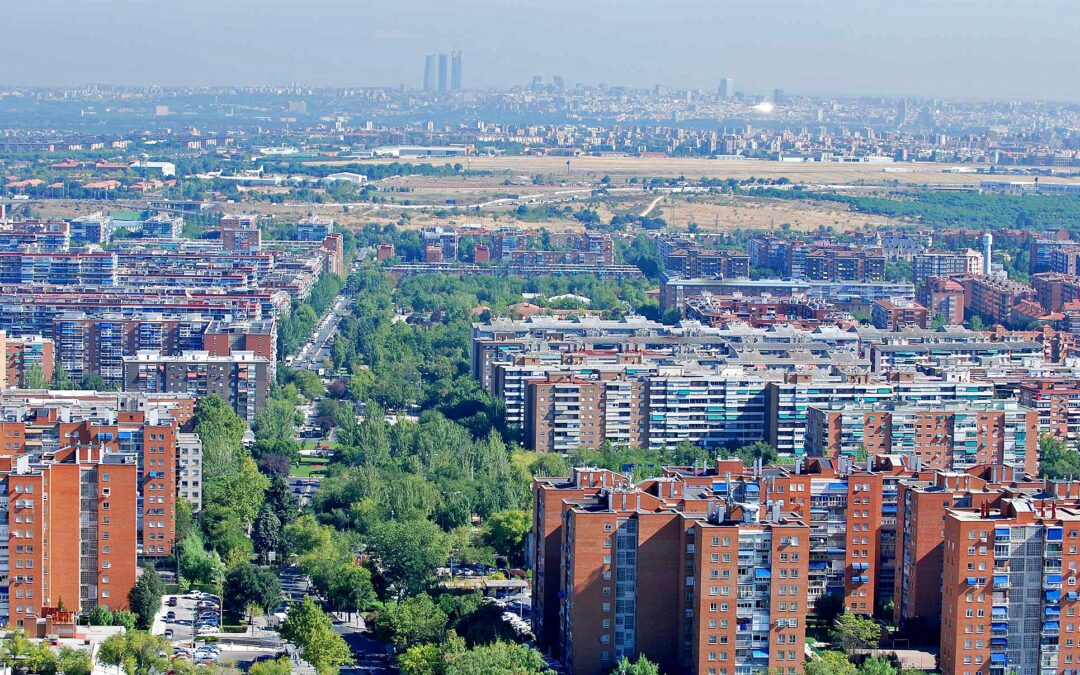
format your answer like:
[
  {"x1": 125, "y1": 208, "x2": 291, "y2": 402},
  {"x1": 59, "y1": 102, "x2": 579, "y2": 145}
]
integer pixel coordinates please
[
  {"x1": 2, "y1": 2, "x2": 1080, "y2": 675},
  {"x1": 10, "y1": 0, "x2": 1080, "y2": 100}
]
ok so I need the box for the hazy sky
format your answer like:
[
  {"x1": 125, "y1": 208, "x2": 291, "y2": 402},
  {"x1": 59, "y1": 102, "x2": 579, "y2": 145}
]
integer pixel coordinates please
[{"x1": 10, "y1": 0, "x2": 1079, "y2": 100}]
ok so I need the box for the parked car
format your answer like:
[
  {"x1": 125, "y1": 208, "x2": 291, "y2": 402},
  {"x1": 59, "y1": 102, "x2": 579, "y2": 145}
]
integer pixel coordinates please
[
  {"x1": 165, "y1": 611, "x2": 176, "y2": 622},
  {"x1": 163, "y1": 629, "x2": 174, "y2": 639}
]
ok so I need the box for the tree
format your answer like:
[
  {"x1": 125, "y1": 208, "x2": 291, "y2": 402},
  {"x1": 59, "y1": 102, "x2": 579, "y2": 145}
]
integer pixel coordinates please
[
  {"x1": 374, "y1": 594, "x2": 449, "y2": 649},
  {"x1": 280, "y1": 596, "x2": 354, "y2": 675},
  {"x1": 397, "y1": 644, "x2": 442, "y2": 675},
  {"x1": 203, "y1": 455, "x2": 270, "y2": 526},
  {"x1": 179, "y1": 530, "x2": 225, "y2": 589},
  {"x1": 2, "y1": 630, "x2": 60, "y2": 674},
  {"x1": 481, "y1": 510, "x2": 530, "y2": 566},
  {"x1": 1039, "y1": 434, "x2": 1080, "y2": 479},
  {"x1": 329, "y1": 565, "x2": 375, "y2": 618},
  {"x1": 128, "y1": 567, "x2": 164, "y2": 630},
  {"x1": 51, "y1": 361, "x2": 73, "y2": 390},
  {"x1": 442, "y1": 640, "x2": 550, "y2": 675},
  {"x1": 254, "y1": 398, "x2": 299, "y2": 443},
  {"x1": 85, "y1": 604, "x2": 113, "y2": 626},
  {"x1": 731, "y1": 441, "x2": 778, "y2": 466},
  {"x1": 98, "y1": 631, "x2": 172, "y2": 675},
  {"x1": 112, "y1": 609, "x2": 139, "y2": 631},
  {"x1": 831, "y1": 612, "x2": 881, "y2": 652},
  {"x1": 57, "y1": 646, "x2": 93, "y2": 675},
  {"x1": 23, "y1": 363, "x2": 48, "y2": 389},
  {"x1": 611, "y1": 655, "x2": 661, "y2": 675},
  {"x1": 224, "y1": 562, "x2": 281, "y2": 622},
  {"x1": 292, "y1": 370, "x2": 327, "y2": 400},
  {"x1": 264, "y1": 474, "x2": 299, "y2": 526},
  {"x1": 366, "y1": 520, "x2": 451, "y2": 598},
  {"x1": 176, "y1": 498, "x2": 194, "y2": 544},
  {"x1": 248, "y1": 657, "x2": 294, "y2": 675},
  {"x1": 79, "y1": 373, "x2": 110, "y2": 391},
  {"x1": 806, "y1": 651, "x2": 858, "y2": 675},
  {"x1": 194, "y1": 395, "x2": 247, "y2": 478},
  {"x1": 252, "y1": 505, "x2": 284, "y2": 563},
  {"x1": 857, "y1": 657, "x2": 898, "y2": 675}
]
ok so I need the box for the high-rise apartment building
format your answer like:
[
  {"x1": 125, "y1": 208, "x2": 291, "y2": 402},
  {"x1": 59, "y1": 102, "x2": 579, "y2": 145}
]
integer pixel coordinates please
[
  {"x1": 806, "y1": 401, "x2": 1039, "y2": 473},
  {"x1": 719, "y1": 78, "x2": 735, "y2": 100},
  {"x1": 122, "y1": 350, "x2": 271, "y2": 421},
  {"x1": 438, "y1": 53, "x2": 449, "y2": 93},
  {"x1": 940, "y1": 501, "x2": 1080, "y2": 675},
  {"x1": 451, "y1": 50, "x2": 462, "y2": 90},
  {"x1": 424, "y1": 54, "x2": 436, "y2": 92},
  {"x1": 1018, "y1": 380, "x2": 1080, "y2": 447},
  {"x1": 913, "y1": 250, "x2": 984, "y2": 284},
  {"x1": 0, "y1": 393, "x2": 195, "y2": 626}
]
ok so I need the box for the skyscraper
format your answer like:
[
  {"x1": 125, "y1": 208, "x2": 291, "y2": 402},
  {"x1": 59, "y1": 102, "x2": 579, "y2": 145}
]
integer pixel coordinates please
[
  {"x1": 450, "y1": 50, "x2": 462, "y2": 90},
  {"x1": 438, "y1": 53, "x2": 449, "y2": 92},
  {"x1": 773, "y1": 88, "x2": 786, "y2": 105},
  {"x1": 719, "y1": 77, "x2": 734, "y2": 100},
  {"x1": 423, "y1": 54, "x2": 436, "y2": 92}
]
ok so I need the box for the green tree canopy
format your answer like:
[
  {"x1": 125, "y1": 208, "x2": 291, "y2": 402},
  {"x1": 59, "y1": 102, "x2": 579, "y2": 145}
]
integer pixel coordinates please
[
  {"x1": 831, "y1": 612, "x2": 881, "y2": 652},
  {"x1": 128, "y1": 567, "x2": 164, "y2": 630},
  {"x1": 280, "y1": 596, "x2": 354, "y2": 675},
  {"x1": 374, "y1": 593, "x2": 449, "y2": 649},
  {"x1": 366, "y1": 520, "x2": 451, "y2": 599},
  {"x1": 224, "y1": 562, "x2": 281, "y2": 620}
]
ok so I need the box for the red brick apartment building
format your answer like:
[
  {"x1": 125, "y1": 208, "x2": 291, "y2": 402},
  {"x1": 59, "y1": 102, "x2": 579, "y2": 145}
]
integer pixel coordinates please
[
  {"x1": 0, "y1": 409, "x2": 180, "y2": 626},
  {"x1": 871, "y1": 298, "x2": 930, "y2": 330},
  {"x1": 956, "y1": 275, "x2": 1038, "y2": 325},
  {"x1": 533, "y1": 459, "x2": 923, "y2": 674},
  {"x1": 1019, "y1": 379, "x2": 1080, "y2": 447},
  {"x1": 806, "y1": 402, "x2": 1039, "y2": 474},
  {"x1": 940, "y1": 499, "x2": 1080, "y2": 675},
  {"x1": 917, "y1": 277, "x2": 967, "y2": 325},
  {"x1": 534, "y1": 457, "x2": 1080, "y2": 674}
]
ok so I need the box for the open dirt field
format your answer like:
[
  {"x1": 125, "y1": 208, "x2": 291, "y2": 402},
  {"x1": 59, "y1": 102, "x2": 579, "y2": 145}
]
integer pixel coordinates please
[
  {"x1": 21, "y1": 188, "x2": 896, "y2": 235},
  {"x1": 306, "y1": 155, "x2": 1078, "y2": 187}
]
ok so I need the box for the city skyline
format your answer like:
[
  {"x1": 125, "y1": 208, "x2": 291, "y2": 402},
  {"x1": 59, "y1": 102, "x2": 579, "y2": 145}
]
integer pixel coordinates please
[{"x1": 6, "y1": 0, "x2": 1080, "y2": 102}]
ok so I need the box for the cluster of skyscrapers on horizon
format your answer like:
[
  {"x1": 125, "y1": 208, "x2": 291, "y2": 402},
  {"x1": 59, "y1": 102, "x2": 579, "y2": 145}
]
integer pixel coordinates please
[{"x1": 424, "y1": 51, "x2": 463, "y2": 93}]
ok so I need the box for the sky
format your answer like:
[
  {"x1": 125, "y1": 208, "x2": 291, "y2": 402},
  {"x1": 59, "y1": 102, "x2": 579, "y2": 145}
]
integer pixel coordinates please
[{"x1": 9, "y1": 0, "x2": 1080, "y2": 101}]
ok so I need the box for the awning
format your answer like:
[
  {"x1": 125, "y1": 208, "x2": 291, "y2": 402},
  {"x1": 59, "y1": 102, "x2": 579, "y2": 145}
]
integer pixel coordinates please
[
  {"x1": 966, "y1": 577, "x2": 978, "y2": 586},
  {"x1": 755, "y1": 568, "x2": 771, "y2": 579},
  {"x1": 752, "y1": 650, "x2": 769, "y2": 659},
  {"x1": 1047, "y1": 574, "x2": 1064, "y2": 583},
  {"x1": 1068, "y1": 592, "x2": 1078, "y2": 601},
  {"x1": 1048, "y1": 527, "x2": 1064, "y2": 541},
  {"x1": 1043, "y1": 621, "x2": 1060, "y2": 631},
  {"x1": 882, "y1": 505, "x2": 898, "y2": 514},
  {"x1": 995, "y1": 527, "x2": 1010, "y2": 538},
  {"x1": 992, "y1": 621, "x2": 1009, "y2": 631},
  {"x1": 990, "y1": 638, "x2": 1008, "y2": 648},
  {"x1": 992, "y1": 607, "x2": 1008, "y2": 617},
  {"x1": 993, "y1": 575, "x2": 1009, "y2": 584},
  {"x1": 1047, "y1": 590, "x2": 1062, "y2": 602},
  {"x1": 809, "y1": 561, "x2": 828, "y2": 570},
  {"x1": 990, "y1": 653, "x2": 1007, "y2": 664},
  {"x1": 1046, "y1": 606, "x2": 1061, "y2": 616}
]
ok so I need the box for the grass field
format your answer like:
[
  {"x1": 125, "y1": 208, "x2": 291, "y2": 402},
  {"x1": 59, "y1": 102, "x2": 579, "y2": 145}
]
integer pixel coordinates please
[{"x1": 291, "y1": 455, "x2": 329, "y2": 479}]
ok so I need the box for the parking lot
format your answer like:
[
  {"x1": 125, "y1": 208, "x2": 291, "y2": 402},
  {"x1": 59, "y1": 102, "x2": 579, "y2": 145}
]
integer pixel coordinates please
[
  {"x1": 154, "y1": 591, "x2": 221, "y2": 646},
  {"x1": 150, "y1": 591, "x2": 289, "y2": 668}
]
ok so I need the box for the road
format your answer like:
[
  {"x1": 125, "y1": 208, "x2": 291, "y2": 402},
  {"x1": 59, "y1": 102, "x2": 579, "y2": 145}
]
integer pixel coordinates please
[
  {"x1": 292, "y1": 293, "x2": 350, "y2": 371},
  {"x1": 292, "y1": 254, "x2": 368, "y2": 373},
  {"x1": 639, "y1": 193, "x2": 666, "y2": 217}
]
